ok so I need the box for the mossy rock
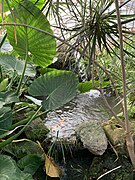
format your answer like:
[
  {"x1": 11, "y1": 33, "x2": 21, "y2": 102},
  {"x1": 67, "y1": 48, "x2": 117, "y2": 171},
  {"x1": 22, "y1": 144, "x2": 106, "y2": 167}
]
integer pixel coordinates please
[
  {"x1": 103, "y1": 119, "x2": 125, "y2": 146},
  {"x1": 103, "y1": 118, "x2": 135, "y2": 146},
  {"x1": 76, "y1": 121, "x2": 108, "y2": 155},
  {"x1": 25, "y1": 118, "x2": 49, "y2": 141},
  {"x1": 102, "y1": 117, "x2": 135, "y2": 157}
]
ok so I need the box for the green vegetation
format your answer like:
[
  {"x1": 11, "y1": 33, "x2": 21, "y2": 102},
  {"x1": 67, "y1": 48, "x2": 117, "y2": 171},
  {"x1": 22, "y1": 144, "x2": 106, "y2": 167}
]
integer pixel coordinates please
[
  {"x1": 0, "y1": 1, "x2": 79, "y2": 179},
  {"x1": 0, "y1": 0, "x2": 135, "y2": 179}
]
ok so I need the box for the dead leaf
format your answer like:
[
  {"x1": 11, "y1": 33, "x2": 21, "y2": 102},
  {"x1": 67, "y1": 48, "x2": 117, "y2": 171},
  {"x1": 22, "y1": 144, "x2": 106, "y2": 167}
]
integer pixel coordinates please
[
  {"x1": 37, "y1": 141, "x2": 62, "y2": 178},
  {"x1": 44, "y1": 154, "x2": 62, "y2": 178}
]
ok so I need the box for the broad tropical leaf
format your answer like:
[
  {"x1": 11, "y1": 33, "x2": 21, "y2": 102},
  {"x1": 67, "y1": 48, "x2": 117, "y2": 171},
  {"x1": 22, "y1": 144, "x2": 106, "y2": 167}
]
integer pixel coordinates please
[
  {"x1": 78, "y1": 80, "x2": 110, "y2": 93},
  {"x1": 2, "y1": 140, "x2": 44, "y2": 176},
  {"x1": 0, "y1": 78, "x2": 8, "y2": 92},
  {"x1": 27, "y1": 0, "x2": 45, "y2": 9},
  {"x1": 0, "y1": 54, "x2": 36, "y2": 76},
  {"x1": 0, "y1": 91, "x2": 19, "y2": 108},
  {"x1": 12, "y1": 0, "x2": 46, "y2": 9},
  {"x1": 6, "y1": 0, "x2": 56, "y2": 67},
  {"x1": 17, "y1": 154, "x2": 43, "y2": 175},
  {"x1": 25, "y1": 95, "x2": 42, "y2": 106},
  {"x1": 28, "y1": 70, "x2": 79, "y2": 110},
  {"x1": 0, "y1": 92, "x2": 18, "y2": 135},
  {"x1": 0, "y1": 155, "x2": 16, "y2": 178},
  {"x1": 4, "y1": 139, "x2": 44, "y2": 159},
  {"x1": 0, "y1": 0, "x2": 45, "y2": 11},
  {"x1": 0, "y1": 155, "x2": 33, "y2": 180},
  {"x1": 0, "y1": 107, "x2": 12, "y2": 135}
]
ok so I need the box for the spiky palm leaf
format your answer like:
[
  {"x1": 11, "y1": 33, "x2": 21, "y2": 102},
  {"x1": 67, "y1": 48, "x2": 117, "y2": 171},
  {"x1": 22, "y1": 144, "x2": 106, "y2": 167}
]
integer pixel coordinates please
[{"x1": 45, "y1": 0, "x2": 135, "y2": 62}]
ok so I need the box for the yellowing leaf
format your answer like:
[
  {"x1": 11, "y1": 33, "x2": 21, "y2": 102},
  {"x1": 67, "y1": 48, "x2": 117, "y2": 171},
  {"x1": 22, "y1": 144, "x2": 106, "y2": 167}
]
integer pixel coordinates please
[
  {"x1": 36, "y1": 141, "x2": 62, "y2": 178},
  {"x1": 0, "y1": 78, "x2": 8, "y2": 92},
  {"x1": 44, "y1": 154, "x2": 62, "y2": 178}
]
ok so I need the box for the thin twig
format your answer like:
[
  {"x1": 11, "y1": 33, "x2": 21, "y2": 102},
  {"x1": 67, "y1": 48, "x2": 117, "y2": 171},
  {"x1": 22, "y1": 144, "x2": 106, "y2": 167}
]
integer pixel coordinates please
[
  {"x1": 108, "y1": 140, "x2": 119, "y2": 162},
  {"x1": 94, "y1": 64, "x2": 124, "y2": 128},
  {"x1": 97, "y1": 165, "x2": 121, "y2": 180},
  {"x1": 115, "y1": 0, "x2": 135, "y2": 169},
  {"x1": 94, "y1": 61, "x2": 124, "y2": 112}
]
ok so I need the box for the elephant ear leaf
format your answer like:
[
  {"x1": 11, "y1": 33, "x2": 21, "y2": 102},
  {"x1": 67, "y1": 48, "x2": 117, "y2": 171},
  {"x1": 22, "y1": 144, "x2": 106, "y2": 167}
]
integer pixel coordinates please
[
  {"x1": 28, "y1": 70, "x2": 79, "y2": 110},
  {"x1": 6, "y1": 0, "x2": 56, "y2": 68},
  {"x1": 0, "y1": 54, "x2": 36, "y2": 76},
  {"x1": 0, "y1": 155, "x2": 33, "y2": 180}
]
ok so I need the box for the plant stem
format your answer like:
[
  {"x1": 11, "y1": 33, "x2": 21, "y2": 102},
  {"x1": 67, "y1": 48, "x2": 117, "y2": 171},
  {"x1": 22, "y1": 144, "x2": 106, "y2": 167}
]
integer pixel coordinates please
[
  {"x1": 0, "y1": 65, "x2": 3, "y2": 81},
  {"x1": 11, "y1": 110, "x2": 49, "y2": 129},
  {"x1": 95, "y1": 61, "x2": 124, "y2": 113},
  {"x1": 94, "y1": 64, "x2": 124, "y2": 127},
  {"x1": 16, "y1": 27, "x2": 28, "y2": 95},
  {"x1": 0, "y1": 106, "x2": 42, "y2": 148},
  {"x1": 115, "y1": 0, "x2": 135, "y2": 169},
  {"x1": 0, "y1": 33, "x2": 7, "y2": 48},
  {"x1": 7, "y1": 71, "x2": 17, "y2": 91},
  {"x1": 0, "y1": 33, "x2": 7, "y2": 81}
]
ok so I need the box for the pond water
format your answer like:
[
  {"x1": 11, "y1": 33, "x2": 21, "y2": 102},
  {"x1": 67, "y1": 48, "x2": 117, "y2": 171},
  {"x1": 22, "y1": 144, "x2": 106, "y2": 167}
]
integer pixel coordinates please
[{"x1": 44, "y1": 90, "x2": 120, "y2": 141}]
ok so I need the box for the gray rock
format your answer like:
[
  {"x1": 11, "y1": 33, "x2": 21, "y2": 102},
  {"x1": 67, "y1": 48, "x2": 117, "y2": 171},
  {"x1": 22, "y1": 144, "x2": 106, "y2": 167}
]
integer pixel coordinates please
[{"x1": 75, "y1": 121, "x2": 108, "y2": 155}]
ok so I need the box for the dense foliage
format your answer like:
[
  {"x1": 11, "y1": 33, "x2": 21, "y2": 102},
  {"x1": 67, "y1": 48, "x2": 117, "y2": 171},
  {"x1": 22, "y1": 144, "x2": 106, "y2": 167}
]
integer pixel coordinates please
[{"x1": 0, "y1": 0, "x2": 135, "y2": 179}]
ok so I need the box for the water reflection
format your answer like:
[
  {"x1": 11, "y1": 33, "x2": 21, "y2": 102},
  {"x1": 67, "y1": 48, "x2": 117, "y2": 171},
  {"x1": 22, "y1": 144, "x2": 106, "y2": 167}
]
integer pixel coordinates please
[{"x1": 45, "y1": 90, "x2": 121, "y2": 140}]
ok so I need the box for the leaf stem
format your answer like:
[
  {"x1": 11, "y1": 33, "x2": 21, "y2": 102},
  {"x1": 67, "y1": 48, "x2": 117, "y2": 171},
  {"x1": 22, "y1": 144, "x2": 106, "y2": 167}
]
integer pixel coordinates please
[
  {"x1": 11, "y1": 110, "x2": 49, "y2": 129},
  {"x1": 16, "y1": 27, "x2": 28, "y2": 95},
  {"x1": 0, "y1": 106, "x2": 42, "y2": 148},
  {"x1": 0, "y1": 33, "x2": 7, "y2": 48}
]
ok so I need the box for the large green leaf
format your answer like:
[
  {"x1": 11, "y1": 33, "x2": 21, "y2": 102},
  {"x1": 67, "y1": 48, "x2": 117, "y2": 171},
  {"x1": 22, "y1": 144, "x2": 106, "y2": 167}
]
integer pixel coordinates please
[
  {"x1": 0, "y1": 91, "x2": 19, "y2": 108},
  {"x1": 28, "y1": 70, "x2": 79, "y2": 110},
  {"x1": 21, "y1": 0, "x2": 45, "y2": 9},
  {"x1": 7, "y1": 0, "x2": 56, "y2": 67},
  {"x1": 0, "y1": 0, "x2": 45, "y2": 11},
  {"x1": 17, "y1": 154, "x2": 43, "y2": 175},
  {"x1": 0, "y1": 54, "x2": 36, "y2": 76},
  {"x1": 0, "y1": 0, "x2": 12, "y2": 12},
  {"x1": 0, "y1": 107, "x2": 12, "y2": 135},
  {"x1": 11, "y1": 0, "x2": 46, "y2": 9},
  {"x1": 4, "y1": 140, "x2": 44, "y2": 159},
  {"x1": 0, "y1": 92, "x2": 18, "y2": 135},
  {"x1": 0, "y1": 155, "x2": 16, "y2": 178},
  {"x1": 0, "y1": 155, "x2": 33, "y2": 180},
  {"x1": 78, "y1": 80, "x2": 110, "y2": 93}
]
